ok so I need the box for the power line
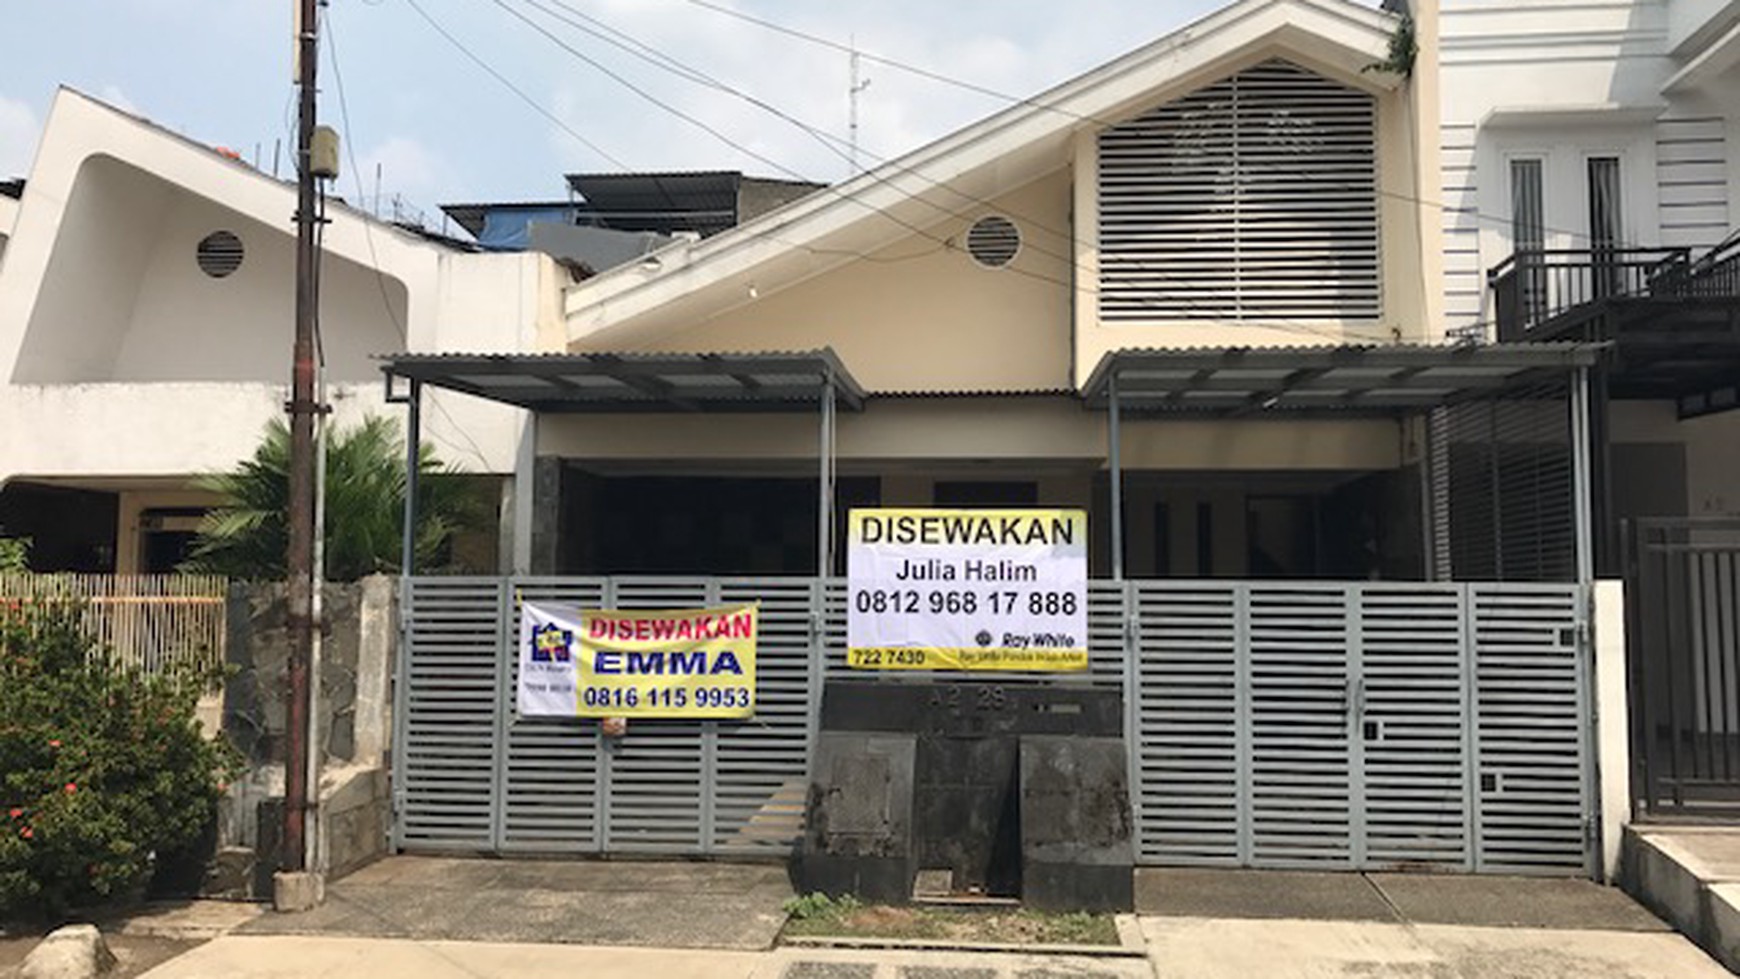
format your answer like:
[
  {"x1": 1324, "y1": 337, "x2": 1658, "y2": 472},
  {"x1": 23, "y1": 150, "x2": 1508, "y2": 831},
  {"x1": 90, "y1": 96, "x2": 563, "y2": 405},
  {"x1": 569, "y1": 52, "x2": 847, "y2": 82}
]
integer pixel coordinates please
[
  {"x1": 402, "y1": 0, "x2": 629, "y2": 171},
  {"x1": 679, "y1": 0, "x2": 1620, "y2": 249},
  {"x1": 326, "y1": 6, "x2": 496, "y2": 472},
  {"x1": 499, "y1": 0, "x2": 1356, "y2": 341}
]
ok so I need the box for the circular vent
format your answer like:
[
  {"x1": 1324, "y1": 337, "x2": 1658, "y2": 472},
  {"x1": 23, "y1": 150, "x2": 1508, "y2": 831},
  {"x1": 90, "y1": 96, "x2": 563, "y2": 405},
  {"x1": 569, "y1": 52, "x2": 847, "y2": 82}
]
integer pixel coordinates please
[
  {"x1": 196, "y1": 230, "x2": 244, "y2": 278},
  {"x1": 965, "y1": 215, "x2": 1020, "y2": 269}
]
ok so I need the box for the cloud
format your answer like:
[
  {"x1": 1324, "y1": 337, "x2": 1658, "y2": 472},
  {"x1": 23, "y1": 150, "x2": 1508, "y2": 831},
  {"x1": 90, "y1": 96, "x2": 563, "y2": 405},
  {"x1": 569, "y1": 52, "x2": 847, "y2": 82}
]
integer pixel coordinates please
[
  {"x1": 0, "y1": 95, "x2": 41, "y2": 178},
  {"x1": 350, "y1": 136, "x2": 455, "y2": 221}
]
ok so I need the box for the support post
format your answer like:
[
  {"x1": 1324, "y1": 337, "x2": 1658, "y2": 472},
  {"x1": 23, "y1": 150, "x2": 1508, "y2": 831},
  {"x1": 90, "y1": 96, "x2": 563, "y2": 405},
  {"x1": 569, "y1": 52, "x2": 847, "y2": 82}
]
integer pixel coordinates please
[
  {"x1": 402, "y1": 378, "x2": 423, "y2": 580},
  {"x1": 818, "y1": 371, "x2": 836, "y2": 577},
  {"x1": 1571, "y1": 367, "x2": 1595, "y2": 587},
  {"x1": 1418, "y1": 415, "x2": 1436, "y2": 581},
  {"x1": 1108, "y1": 369, "x2": 1125, "y2": 581}
]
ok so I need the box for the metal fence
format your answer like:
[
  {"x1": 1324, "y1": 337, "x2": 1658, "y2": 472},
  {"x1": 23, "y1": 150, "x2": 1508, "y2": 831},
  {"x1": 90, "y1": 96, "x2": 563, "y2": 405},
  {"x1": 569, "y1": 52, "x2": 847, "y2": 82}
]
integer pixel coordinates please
[
  {"x1": 0, "y1": 572, "x2": 228, "y2": 673},
  {"x1": 396, "y1": 576, "x2": 1592, "y2": 876},
  {"x1": 1627, "y1": 518, "x2": 1740, "y2": 817}
]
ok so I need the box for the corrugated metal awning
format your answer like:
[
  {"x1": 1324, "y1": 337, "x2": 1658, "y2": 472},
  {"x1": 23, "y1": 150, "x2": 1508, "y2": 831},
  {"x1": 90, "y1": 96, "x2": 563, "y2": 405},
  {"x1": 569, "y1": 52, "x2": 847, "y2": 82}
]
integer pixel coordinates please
[
  {"x1": 1081, "y1": 343, "x2": 1608, "y2": 417},
  {"x1": 379, "y1": 348, "x2": 865, "y2": 413}
]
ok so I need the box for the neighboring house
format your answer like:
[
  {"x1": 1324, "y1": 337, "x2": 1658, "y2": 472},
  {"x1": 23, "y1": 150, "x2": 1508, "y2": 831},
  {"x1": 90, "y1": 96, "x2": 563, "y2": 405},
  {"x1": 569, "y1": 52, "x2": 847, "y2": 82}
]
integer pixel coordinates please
[
  {"x1": 0, "y1": 89, "x2": 555, "y2": 573},
  {"x1": 1438, "y1": 1, "x2": 1740, "y2": 819}
]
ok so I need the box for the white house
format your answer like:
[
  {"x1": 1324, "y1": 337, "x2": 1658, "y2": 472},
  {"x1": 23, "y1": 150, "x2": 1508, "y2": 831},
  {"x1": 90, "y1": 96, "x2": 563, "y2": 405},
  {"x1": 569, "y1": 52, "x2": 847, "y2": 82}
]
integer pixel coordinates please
[{"x1": 0, "y1": 89, "x2": 555, "y2": 573}]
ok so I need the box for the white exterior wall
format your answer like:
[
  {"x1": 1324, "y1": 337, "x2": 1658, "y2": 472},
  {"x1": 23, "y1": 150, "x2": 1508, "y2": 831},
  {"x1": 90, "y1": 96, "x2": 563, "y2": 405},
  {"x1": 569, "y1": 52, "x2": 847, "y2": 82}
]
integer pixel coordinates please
[
  {"x1": 0, "y1": 90, "x2": 547, "y2": 492},
  {"x1": 1439, "y1": 0, "x2": 1740, "y2": 336}
]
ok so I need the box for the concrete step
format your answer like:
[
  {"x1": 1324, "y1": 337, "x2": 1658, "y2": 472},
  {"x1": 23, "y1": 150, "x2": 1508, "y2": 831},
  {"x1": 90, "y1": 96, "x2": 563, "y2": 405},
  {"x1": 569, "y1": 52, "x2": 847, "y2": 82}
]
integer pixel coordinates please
[{"x1": 1621, "y1": 824, "x2": 1740, "y2": 972}]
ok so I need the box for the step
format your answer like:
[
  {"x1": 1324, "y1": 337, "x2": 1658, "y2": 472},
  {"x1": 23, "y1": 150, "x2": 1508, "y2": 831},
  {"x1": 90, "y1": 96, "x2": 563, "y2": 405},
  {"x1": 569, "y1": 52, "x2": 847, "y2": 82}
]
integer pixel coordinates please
[{"x1": 1622, "y1": 824, "x2": 1740, "y2": 972}]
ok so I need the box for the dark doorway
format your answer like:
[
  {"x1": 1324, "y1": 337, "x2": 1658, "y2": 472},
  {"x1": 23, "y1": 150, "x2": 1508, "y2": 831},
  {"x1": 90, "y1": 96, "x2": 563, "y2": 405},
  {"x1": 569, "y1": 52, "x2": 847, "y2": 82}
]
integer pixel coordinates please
[
  {"x1": 0, "y1": 482, "x2": 118, "y2": 572},
  {"x1": 561, "y1": 472, "x2": 878, "y2": 575}
]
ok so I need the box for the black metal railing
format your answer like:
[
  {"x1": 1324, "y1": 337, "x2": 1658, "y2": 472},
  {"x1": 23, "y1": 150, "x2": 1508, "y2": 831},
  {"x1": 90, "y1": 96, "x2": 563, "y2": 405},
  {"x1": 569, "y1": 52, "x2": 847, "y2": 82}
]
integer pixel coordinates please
[
  {"x1": 1627, "y1": 517, "x2": 1740, "y2": 817},
  {"x1": 1490, "y1": 240, "x2": 1740, "y2": 341},
  {"x1": 1490, "y1": 247, "x2": 1688, "y2": 340}
]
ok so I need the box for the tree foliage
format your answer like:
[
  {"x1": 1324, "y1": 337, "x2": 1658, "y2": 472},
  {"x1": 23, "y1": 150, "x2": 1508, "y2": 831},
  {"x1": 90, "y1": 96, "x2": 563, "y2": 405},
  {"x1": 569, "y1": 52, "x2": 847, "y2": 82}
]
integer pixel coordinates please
[
  {"x1": 183, "y1": 416, "x2": 487, "y2": 582},
  {"x1": 0, "y1": 600, "x2": 240, "y2": 920}
]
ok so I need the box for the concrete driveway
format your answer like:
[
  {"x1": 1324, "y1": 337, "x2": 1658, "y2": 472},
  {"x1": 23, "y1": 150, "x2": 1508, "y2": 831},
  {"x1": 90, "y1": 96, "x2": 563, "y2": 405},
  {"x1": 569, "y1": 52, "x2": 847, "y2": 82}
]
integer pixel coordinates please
[
  {"x1": 237, "y1": 856, "x2": 794, "y2": 950},
  {"x1": 1139, "y1": 869, "x2": 1731, "y2": 978}
]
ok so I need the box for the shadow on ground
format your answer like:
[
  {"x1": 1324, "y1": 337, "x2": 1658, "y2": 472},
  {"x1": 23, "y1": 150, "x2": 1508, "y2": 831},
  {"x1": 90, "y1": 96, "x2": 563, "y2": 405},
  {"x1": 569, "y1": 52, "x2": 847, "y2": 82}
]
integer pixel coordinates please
[{"x1": 238, "y1": 857, "x2": 793, "y2": 949}]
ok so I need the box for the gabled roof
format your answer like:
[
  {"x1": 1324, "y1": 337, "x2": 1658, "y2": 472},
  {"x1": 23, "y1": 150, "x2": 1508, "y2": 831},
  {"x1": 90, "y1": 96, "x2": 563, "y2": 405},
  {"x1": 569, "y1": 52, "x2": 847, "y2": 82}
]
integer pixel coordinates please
[{"x1": 562, "y1": 0, "x2": 1400, "y2": 349}]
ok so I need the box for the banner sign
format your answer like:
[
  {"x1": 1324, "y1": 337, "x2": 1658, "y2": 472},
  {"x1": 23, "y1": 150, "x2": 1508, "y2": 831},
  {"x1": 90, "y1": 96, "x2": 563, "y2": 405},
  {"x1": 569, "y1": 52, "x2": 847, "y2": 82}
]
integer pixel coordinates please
[
  {"x1": 517, "y1": 602, "x2": 757, "y2": 718},
  {"x1": 846, "y1": 508, "x2": 1088, "y2": 671}
]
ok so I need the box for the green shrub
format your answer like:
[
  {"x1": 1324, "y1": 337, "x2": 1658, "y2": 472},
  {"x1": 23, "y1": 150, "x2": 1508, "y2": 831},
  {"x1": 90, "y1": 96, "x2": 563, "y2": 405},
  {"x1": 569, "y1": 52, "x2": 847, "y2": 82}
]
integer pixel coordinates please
[{"x1": 0, "y1": 599, "x2": 240, "y2": 921}]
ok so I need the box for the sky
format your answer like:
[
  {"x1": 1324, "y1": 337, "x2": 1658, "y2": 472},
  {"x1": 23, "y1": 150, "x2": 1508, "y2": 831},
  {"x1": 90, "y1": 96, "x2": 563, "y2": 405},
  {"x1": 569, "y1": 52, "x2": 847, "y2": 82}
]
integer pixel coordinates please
[{"x1": 1, "y1": 0, "x2": 1366, "y2": 233}]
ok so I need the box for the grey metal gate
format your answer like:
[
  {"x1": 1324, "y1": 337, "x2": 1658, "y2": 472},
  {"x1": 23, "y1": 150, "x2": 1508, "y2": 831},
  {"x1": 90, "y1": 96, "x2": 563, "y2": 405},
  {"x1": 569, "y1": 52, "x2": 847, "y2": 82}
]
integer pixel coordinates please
[
  {"x1": 393, "y1": 576, "x2": 821, "y2": 855},
  {"x1": 395, "y1": 576, "x2": 1592, "y2": 874},
  {"x1": 1126, "y1": 581, "x2": 1593, "y2": 875}
]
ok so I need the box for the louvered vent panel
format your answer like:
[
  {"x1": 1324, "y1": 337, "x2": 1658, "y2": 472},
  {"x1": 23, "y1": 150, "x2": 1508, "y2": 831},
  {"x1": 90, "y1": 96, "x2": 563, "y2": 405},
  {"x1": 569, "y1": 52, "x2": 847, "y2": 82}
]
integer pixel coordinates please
[
  {"x1": 1472, "y1": 585, "x2": 1588, "y2": 874},
  {"x1": 714, "y1": 579, "x2": 819, "y2": 854},
  {"x1": 1098, "y1": 59, "x2": 1380, "y2": 320},
  {"x1": 1428, "y1": 392, "x2": 1573, "y2": 583},
  {"x1": 603, "y1": 578, "x2": 712, "y2": 853},
  {"x1": 1247, "y1": 586, "x2": 1354, "y2": 866},
  {"x1": 1359, "y1": 585, "x2": 1470, "y2": 870},
  {"x1": 397, "y1": 578, "x2": 504, "y2": 850},
  {"x1": 1131, "y1": 583, "x2": 1241, "y2": 865},
  {"x1": 500, "y1": 578, "x2": 608, "y2": 853}
]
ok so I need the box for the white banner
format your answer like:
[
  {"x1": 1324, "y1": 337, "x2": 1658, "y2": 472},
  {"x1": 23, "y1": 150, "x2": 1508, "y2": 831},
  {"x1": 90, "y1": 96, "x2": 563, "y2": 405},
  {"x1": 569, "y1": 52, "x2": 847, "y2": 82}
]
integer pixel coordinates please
[
  {"x1": 519, "y1": 601, "x2": 584, "y2": 716},
  {"x1": 845, "y1": 508, "x2": 1088, "y2": 671}
]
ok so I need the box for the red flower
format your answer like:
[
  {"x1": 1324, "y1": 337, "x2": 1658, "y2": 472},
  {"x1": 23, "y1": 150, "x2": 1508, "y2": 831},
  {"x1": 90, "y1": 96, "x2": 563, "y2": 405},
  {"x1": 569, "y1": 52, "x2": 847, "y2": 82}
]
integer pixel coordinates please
[
  {"x1": 64, "y1": 782, "x2": 77, "y2": 795},
  {"x1": 6, "y1": 808, "x2": 20, "y2": 819},
  {"x1": 48, "y1": 739, "x2": 60, "y2": 748},
  {"x1": 19, "y1": 827, "x2": 33, "y2": 840}
]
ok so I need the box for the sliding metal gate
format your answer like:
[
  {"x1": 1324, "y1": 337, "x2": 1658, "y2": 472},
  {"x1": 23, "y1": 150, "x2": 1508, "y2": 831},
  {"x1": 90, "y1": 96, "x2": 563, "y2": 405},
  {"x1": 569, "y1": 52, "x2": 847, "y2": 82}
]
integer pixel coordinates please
[
  {"x1": 394, "y1": 576, "x2": 1592, "y2": 875},
  {"x1": 1126, "y1": 581, "x2": 1592, "y2": 875}
]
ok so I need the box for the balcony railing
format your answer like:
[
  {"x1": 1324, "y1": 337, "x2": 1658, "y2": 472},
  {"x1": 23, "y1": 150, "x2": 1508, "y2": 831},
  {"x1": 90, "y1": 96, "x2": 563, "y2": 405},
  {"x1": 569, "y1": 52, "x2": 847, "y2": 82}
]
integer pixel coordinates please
[{"x1": 1490, "y1": 240, "x2": 1740, "y2": 342}]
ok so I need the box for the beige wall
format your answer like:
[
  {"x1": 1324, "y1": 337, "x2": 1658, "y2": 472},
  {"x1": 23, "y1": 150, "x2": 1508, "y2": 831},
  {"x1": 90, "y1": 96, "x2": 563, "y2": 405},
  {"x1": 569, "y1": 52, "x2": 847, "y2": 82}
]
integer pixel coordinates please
[
  {"x1": 537, "y1": 396, "x2": 1401, "y2": 471},
  {"x1": 629, "y1": 171, "x2": 1074, "y2": 394},
  {"x1": 114, "y1": 486, "x2": 220, "y2": 575}
]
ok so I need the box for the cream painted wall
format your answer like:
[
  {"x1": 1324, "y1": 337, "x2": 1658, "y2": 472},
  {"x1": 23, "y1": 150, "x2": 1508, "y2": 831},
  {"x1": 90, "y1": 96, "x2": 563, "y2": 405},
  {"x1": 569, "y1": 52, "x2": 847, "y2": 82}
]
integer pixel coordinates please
[
  {"x1": 537, "y1": 396, "x2": 1401, "y2": 471},
  {"x1": 1609, "y1": 401, "x2": 1740, "y2": 517},
  {"x1": 628, "y1": 170, "x2": 1074, "y2": 393}
]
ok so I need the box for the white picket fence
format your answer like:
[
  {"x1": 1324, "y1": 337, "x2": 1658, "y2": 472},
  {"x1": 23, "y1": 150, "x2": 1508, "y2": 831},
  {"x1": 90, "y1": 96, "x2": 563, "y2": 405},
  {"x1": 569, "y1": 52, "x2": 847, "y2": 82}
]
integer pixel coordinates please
[{"x1": 0, "y1": 573, "x2": 228, "y2": 673}]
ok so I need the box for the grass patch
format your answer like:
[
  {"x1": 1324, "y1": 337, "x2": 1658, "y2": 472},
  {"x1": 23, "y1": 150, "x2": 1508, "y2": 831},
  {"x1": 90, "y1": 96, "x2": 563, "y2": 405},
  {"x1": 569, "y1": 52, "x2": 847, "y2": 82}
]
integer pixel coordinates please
[{"x1": 781, "y1": 893, "x2": 1119, "y2": 946}]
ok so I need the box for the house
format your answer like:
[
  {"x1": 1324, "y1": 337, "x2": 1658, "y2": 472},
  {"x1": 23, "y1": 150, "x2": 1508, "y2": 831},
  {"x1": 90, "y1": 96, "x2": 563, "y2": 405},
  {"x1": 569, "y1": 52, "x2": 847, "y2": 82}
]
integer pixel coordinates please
[
  {"x1": 379, "y1": 0, "x2": 1626, "y2": 889},
  {"x1": 1438, "y1": 0, "x2": 1740, "y2": 820},
  {"x1": 0, "y1": 88, "x2": 555, "y2": 573}
]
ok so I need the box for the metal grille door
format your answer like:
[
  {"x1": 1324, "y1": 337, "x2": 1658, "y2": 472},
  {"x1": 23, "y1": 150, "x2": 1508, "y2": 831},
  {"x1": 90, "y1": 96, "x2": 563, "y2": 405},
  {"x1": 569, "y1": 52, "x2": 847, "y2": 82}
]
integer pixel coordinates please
[{"x1": 1128, "y1": 581, "x2": 1591, "y2": 875}]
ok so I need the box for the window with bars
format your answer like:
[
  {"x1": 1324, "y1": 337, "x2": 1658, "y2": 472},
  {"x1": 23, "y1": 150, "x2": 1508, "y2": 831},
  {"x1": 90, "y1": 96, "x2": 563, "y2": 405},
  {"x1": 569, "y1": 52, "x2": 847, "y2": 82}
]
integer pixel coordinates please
[{"x1": 1096, "y1": 59, "x2": 1381, "y2": 321}]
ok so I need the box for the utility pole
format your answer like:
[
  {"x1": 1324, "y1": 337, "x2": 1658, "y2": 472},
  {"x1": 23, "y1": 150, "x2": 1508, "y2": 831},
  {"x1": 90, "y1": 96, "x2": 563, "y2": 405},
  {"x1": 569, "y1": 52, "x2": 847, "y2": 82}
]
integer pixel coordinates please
[
  {"x1": 284, "y1": 0, "x2": 320, "y2": 881},
  {"x1": 848, "y1": 36, "x2": 870, "y2": 177}
]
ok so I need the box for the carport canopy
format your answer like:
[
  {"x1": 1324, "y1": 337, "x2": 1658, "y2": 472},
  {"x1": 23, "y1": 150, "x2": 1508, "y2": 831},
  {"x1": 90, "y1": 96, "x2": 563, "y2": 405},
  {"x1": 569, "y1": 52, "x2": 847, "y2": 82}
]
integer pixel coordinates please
[
  {"x1": 1082, "y1": 342, "x2": 1610, "y2": 582},
  {"x1": 378, "y1": 348, "x2": 861, "y2": 578},
  {"x1": 378, "y1": 348, "x2": 865, "y2": 413},
  {"x1": 1080, "y1": 342, "x2": 1606, "y2": 417}
]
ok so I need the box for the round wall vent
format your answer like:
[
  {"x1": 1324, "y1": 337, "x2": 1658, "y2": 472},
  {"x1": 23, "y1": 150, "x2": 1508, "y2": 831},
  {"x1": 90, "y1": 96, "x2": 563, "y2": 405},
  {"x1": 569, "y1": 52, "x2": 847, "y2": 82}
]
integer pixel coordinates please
[
  {"x1": 965, "y1": 215, "x2": 1020, "y2": 269},
  {"x1": 196, "y1": 230, "x2": 244, "y2": 278}
]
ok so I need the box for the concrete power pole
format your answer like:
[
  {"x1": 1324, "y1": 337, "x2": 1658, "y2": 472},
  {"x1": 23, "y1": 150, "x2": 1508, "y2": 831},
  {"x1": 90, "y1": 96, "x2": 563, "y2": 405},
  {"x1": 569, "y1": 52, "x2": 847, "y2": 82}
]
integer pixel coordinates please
[{"x1": 283, "y1": 0, "x2": 321, "y2": 887}]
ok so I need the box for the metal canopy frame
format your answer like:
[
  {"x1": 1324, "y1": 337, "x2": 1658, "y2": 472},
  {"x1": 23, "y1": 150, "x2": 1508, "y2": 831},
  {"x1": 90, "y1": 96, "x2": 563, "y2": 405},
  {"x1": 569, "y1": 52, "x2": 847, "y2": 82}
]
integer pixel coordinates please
[
  {"x1": 1083, "y1": 343, "x2": 1608, "y2": 582},
  {"x1": 381, "y1": 348, "x2": 862, "y2": 578}
]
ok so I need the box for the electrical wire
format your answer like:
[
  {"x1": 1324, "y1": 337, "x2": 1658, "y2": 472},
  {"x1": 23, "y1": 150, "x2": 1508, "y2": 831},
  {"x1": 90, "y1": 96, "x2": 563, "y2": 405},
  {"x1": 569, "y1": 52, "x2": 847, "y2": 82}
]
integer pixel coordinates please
[
  {"x1": 401, "y1": 0, "x2": 629, "y2": 171},
  {"x1": 678, "y1": 0, "x2": 1628, "y2": 249},
  {"x1": 326, "y1": 5, "x2": 496, "y2": 472},
  {"x1": 498, "y1": 0, "x2": 1359, "y2": 342}
]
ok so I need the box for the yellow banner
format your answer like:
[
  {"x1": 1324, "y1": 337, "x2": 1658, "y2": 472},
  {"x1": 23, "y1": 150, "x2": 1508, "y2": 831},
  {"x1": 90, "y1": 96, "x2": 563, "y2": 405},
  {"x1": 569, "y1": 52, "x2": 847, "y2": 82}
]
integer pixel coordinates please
[
  {"x1": 845, "y1": 647, "x2": 1089, "y2": 671},
  {"x1": 567, "y1": 604, "x2": 757, "y2": 718}
]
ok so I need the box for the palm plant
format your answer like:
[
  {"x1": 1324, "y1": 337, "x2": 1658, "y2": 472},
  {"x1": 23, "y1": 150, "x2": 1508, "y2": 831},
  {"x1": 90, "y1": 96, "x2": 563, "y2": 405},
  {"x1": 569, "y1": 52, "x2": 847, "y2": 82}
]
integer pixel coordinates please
[{"x1": 183, "y1": 416, "x2": 486, "y2": 581}]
